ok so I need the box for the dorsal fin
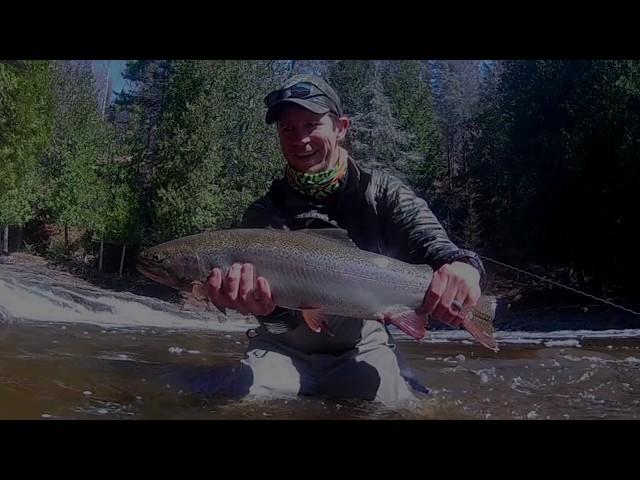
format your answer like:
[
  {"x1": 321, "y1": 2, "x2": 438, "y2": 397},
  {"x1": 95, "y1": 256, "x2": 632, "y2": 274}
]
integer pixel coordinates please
[{"x1": 298, "y1": 228, "x2": 359, "y2": 248}]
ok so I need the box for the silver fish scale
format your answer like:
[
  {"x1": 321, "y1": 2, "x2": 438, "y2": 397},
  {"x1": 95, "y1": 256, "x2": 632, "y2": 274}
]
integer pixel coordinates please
[{"x1": 179, "y1": 229, "x2": 433, "y2": 319}]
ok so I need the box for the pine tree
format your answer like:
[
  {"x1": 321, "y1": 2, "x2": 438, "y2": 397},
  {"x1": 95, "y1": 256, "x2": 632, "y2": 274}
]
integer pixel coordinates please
[
  {"x1": 149, "y1": 60, "x2": 282, "y2": 242},
  {"x1": 0, "y1": 61, "x2": 55, "y2": 254},
  {"x1": 382, "y1": 60, "x2": 443, "y2": 197},
  {"x1": 42, "y1": 61, "x2": 112, "y2": 249}
]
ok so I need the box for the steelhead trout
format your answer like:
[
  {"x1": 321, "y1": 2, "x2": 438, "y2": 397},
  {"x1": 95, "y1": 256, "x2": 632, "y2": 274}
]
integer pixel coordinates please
[{"x1": 137, "y1": 228, "x2": 498, "y2": 351}]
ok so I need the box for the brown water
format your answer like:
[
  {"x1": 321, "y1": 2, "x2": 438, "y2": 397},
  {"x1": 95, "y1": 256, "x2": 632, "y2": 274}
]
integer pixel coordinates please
[{"x1": 1, "y1": 262, "x2": 639, "y2": 420}]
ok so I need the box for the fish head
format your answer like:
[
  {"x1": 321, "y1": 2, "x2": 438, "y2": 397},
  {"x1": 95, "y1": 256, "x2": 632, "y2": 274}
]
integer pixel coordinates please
[{"x1": 137, "y1": 243, "x2": 202, "y2": 290}]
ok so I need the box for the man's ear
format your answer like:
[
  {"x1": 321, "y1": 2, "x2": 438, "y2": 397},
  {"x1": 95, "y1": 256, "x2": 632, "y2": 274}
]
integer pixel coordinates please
[{"x1": 336, "y1": 116, "x2": 350, "y2": 141}]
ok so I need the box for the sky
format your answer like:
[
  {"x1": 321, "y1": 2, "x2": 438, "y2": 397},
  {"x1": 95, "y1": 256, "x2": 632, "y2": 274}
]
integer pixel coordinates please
[{"x1": 92, "y1": 60, "x2": 129, "y2": 101}]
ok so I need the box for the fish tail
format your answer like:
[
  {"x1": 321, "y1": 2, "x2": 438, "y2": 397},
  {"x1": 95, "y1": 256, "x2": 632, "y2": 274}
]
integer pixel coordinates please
[{"x1": 463, "y1": 296, "x2": 499, "y2": 352}]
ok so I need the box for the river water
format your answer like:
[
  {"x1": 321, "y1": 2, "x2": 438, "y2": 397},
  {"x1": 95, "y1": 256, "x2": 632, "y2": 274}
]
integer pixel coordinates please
[{"x1": 1, "y1": 262, "x2": 639, "y2": 419}]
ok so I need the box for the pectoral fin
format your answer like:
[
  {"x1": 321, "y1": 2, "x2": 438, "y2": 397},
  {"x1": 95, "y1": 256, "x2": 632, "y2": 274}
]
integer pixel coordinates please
[
  {"x1": 192, "y1": 280, "x2": 227, "y2": 315},
  {"x1": 301, "y1": 307, "x2": 333, "y2": 335},
  {"x1": 191, "y1": 280, "x2": 209, "y2": 301}
]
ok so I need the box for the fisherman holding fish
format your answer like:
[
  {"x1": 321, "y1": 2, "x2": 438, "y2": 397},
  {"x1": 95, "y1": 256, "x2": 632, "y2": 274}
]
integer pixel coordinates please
[
  {"x1": 207, "y1": 74, "x2": 491, "y2": 406},
  {"x1": 139, "y1": 74, "x2": 491, "y2": 407}
]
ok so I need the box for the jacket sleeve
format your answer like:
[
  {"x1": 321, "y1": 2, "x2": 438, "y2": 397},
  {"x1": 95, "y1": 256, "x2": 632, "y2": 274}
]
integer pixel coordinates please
[
  {"x1": 378, "y1": 173, "x2": 486, "y2": 284},
  {"x1": 238, "y1": 194, "x2": 303, "y2": 333}
]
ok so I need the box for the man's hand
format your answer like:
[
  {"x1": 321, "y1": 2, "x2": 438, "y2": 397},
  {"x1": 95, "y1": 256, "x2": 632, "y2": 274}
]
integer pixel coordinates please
[
  {"x1": 206, "y1": 263, "x2": 276, "y2": 316},
  {"x1": 422, "y1": 261, "x2": 481, "y2": 327}
]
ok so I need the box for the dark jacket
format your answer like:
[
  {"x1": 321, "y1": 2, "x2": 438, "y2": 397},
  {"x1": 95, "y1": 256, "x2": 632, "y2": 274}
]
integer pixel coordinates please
[{"x1": 239, "y1": 155, "x2": 485, "y2": 335}]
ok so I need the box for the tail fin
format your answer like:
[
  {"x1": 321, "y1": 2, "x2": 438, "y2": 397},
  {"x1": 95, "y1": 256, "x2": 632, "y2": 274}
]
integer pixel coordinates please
[{"x1": 462, "y1": 296, "x2": 499, "y2": 352}]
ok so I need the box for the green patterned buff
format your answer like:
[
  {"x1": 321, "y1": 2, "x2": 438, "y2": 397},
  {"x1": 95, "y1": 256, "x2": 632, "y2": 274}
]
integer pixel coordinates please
[{"x1": 286, "y1": 153, "x2": 348, "y2": 199}]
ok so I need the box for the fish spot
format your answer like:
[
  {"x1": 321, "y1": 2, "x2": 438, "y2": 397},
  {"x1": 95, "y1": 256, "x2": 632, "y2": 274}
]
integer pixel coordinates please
[{"x1": 371, "y1": 256, "x2": 390, "y2": 269}]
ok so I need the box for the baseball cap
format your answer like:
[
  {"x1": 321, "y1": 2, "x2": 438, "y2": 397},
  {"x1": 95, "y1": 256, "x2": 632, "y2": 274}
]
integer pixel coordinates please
[{"x1": 264, "y1": 74, "x2": 343, "y2": 124}]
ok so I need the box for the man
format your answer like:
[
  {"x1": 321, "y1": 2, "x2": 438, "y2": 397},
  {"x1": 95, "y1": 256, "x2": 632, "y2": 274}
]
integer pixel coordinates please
[{"x1": 205, "y1": 74, "x2": 485, "y2": 407}]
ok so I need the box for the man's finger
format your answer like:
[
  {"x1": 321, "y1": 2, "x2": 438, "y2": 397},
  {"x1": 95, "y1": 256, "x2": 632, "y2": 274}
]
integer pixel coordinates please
[
  {"x1": 423, "y1": 270, "x2": 447, "y2": 315},
  {"x1": 238, "y1": 263, "x2": 255, "y2": 302},
  {"x1": 439, "y1": 277, "x2": 460, "y2": 313},
  {"x1": 255, "y1": 277, "x2": 270, "y2": 302},
  {"x1": 253, "y1": 277, "x2": 275, "y2": 315},
  {"x1": 207, "y1": 268, "x2": 223, "y2": 302},
  {"x1": 224, "y1": 263, "x2": 242, "y2": 301}
]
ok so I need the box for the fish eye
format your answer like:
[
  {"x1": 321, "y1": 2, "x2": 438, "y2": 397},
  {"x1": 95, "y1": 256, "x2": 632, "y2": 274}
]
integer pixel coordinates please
[{"x1": 152, "y1": 253, "x2": 163, "y2": 262}]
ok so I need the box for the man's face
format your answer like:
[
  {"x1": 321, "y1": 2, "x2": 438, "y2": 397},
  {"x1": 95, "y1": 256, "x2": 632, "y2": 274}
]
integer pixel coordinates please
[{"x1": 276, "y1": 105, "x2": 348, "y2": 173}]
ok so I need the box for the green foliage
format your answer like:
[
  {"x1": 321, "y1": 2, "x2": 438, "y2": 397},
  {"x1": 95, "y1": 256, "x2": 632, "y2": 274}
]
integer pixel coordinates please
[
  {"x1": 148, "y1": 60, "x2": 283, "y2": 242},
  {"x1": 327, "y1": 60, "x2": 438, "y2": 178},
  {"x1": 42, "y1": 61, "x2": 111, "y2": 236},
  {"x1": 470, "y1": 60, "x2": 640, "y2": 290},
  {"x1": 326, "y1": 60, "x2": 374, "y2": 116},
  {"x1": 18, "y1": 58, "x2": 638, "y2": 294},
  {"x1": 0, "y1": 61, "x2": 54, "y2": 226},
  {"x1": 100, "y1": 157, "x2": 140, "y2": 244},
  {"x1": 382, "y1": 60, "x2": 443, "y2": 196}
]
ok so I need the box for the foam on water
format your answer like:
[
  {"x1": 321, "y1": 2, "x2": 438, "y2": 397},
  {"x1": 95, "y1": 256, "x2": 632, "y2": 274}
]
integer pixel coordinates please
[
  {"x1": 390, "y1": 326, "x2": 640, "y2": 344},
  {"x1": 0, "y1": 267, "x2": 255, "y2": 333},
  {"x1": 544, "y1": 339, "x2": 582, "y2": 348}
]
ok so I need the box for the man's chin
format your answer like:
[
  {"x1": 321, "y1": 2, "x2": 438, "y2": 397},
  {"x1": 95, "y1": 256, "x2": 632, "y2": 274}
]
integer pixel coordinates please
[{"x1": 291, "y1": 158, "x2": 326, "y2": 173}]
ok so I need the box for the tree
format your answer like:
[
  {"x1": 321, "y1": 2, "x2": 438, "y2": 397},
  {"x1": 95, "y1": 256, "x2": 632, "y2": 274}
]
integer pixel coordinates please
[
  {"x1": 429, "y1": 60, "x2": 483, "y2": 234},
  {"x1": 469, "y1": 60, "x2": 640, "y2": 296},
  {"x1": 289, "y1": 60, "x2": 329, "y2": 77},
  {"x1": 327, "y1": 60, "x2": 375, "y2": 117},
  {"x1": 99, "y1": 154, "x2": 140, "y2": 274},
  {"x1": 113, "y1": 60, "x2": 173, "y2": 242},
  {"x1": 327, "y1": 60, "x2": 414, "y2": 175},
  {"x1": 0, "y1": 61, "x2": 54, "y2": 254},
  {"x1": 149, "y1": 60, "x2": 283, "y2": 242},
  {"x1": 348, "y1": 68, "x2": 414, "y2": 175},
  {"x1": 42, "y1": 61, "x2": 112, "y2": 249},
  {"x1": 382, "y1": 60, "x2": 443, "y2": 198}
]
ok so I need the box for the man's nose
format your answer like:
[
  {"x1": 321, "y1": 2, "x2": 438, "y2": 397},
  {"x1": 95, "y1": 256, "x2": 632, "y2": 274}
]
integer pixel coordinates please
[{"x1": 296, "y1": 134, "x2": 312, "y2": 145}]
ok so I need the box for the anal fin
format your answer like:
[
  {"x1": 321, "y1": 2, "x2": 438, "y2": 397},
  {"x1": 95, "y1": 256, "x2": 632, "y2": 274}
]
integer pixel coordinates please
[{"x1": 383, "y1": 308, "x2": 427, "y2": 340}]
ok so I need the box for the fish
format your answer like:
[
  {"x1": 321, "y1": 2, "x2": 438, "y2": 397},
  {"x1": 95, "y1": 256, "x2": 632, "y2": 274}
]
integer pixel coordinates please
[{"x1": 137, "y1": 228, "x2": 498, "y2": 351}]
